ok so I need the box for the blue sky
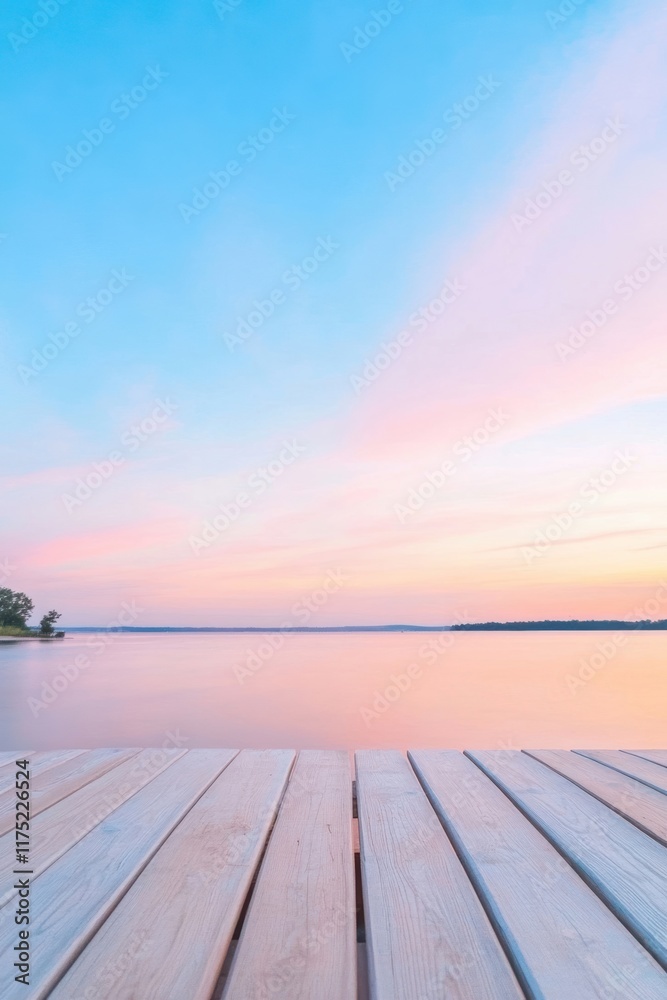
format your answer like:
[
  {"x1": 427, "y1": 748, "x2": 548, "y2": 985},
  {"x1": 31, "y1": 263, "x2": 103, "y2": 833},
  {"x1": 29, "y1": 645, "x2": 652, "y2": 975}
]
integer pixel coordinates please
[{"x1": 2, "y1": 0, "x2": 611, "y2": 427}]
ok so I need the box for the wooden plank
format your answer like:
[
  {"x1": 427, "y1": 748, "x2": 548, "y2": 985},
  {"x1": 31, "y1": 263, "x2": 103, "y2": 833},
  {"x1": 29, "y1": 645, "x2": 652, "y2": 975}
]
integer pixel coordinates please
[
  {"x1": 356, "y1": 750, "x2": 522, "y2": 1000},
  {"x1": 0, "y1": 748, "x2": 138, "y2": 835},
  {"x1": 624, "y1": 749, "x2": 667, "y2": 769},
  {"x1": 223, "y1": 751, "x2": 356, "y2": 1000},
  {"x1": 576, "y1": 749, "x2": 667, "y2": 794},
  {"x1": 0, "y1": 747, "x2": 180, "y2": 907},
  {"x1": 469, "y1": 750, "x2": 667, "y2": 971},
  {"x1": 0, "y1": 750, "x2": 238, "y2": 1000},
  {"x1": 0, "y1": 750, "x2": 84, "y2": 795},
  {"x1": 526, "y1": 750, "x2": 667, "y2": 845},
  {"x1": 0, "y1": 752, "x2": 33, "y2": 768},
  {"x1": 49, "y1": 749, "x2": 295, "y2": 1000},
  {"x1": 411, "y1": 750, "x2": 667, "y2": 1000}
]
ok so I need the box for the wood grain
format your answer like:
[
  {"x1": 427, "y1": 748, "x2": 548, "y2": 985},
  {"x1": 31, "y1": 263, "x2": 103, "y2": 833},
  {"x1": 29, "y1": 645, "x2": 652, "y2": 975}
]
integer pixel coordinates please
[
  {"x1": 3, "y1": 747, "x2": 665, "y2": 998},
  {"x1": 526, "y1": 749, "x2": 667, "y2": 844},
  {"x1": 0, "y1": 751, "x2": 33, "y2": 768},
  {"x1": 223, "y1": 750, "x2": 356, "y2": 1000},
  {"x1": 0, "y1": 747, "x2": 180, "y2": 907},
  {"x1": 469, "y1": 750, "x2": 667, "y2": 970},
  {"x1": 576, "y1": 749, "x2": 667, "y2": 794},
  {"x1": 412, "y1": 749, "x2": 667, "y2": 1000},
  {"x1": 0, "y1": 750, "x2": 237, "y2": 1000},
  {"x1": 356, "y1": 750, "x2": 522, "y2": 1000},
  {"x1": 0, "y1": 748, "x2": 137, "y2": 835},
  {"x1": 0, "y1": 750, "x2": 84, "y2": 795},
  {"x1": 623, "y1": 749, "x2": 667, "y2": 769},
  {"x1": 49, "y1": 749, "x2": 295, "y2": 1000}
]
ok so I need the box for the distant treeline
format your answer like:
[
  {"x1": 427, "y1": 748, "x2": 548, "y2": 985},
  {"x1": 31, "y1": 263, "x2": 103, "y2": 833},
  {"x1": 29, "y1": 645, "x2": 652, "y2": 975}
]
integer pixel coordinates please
[{"x1": 451, "y1": 619, "x2": 667, "y2": 631}]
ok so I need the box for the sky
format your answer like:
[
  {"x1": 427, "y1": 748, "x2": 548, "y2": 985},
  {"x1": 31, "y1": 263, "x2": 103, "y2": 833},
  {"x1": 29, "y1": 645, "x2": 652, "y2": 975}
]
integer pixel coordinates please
[{"x1": 1, "y1": 0, "x2": 666, "y2": 626}]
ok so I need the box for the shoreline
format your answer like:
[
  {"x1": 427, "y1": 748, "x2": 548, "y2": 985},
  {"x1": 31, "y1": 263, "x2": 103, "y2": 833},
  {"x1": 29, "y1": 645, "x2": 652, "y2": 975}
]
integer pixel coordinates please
[{"x1": 0, "y1": 635, "x2": 65, "y2": 641}]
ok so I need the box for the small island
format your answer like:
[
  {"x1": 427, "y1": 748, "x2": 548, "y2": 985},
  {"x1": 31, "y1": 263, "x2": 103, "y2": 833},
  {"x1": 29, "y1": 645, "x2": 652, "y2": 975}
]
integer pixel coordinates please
[{"x1": 0, "y1": 587, "x2": 64, "y2": 639}]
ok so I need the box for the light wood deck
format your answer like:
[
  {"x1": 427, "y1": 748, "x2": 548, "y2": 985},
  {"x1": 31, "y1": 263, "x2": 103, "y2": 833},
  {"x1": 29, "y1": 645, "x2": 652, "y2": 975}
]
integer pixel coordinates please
[{"x1": 1, "y1": 748, "x2": 666, "y2": 998}]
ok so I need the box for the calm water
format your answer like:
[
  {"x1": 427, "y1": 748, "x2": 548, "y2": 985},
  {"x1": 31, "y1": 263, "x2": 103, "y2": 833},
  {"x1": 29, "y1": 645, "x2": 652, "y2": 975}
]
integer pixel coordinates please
[{"x1": 0, "y1": 631, "x2": 665, "y2": 749}]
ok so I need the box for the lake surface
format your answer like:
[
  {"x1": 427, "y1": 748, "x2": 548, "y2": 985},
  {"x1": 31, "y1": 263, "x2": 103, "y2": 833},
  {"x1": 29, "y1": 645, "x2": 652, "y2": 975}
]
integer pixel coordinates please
[{"x1": 0, "y1": 631, "x2": 665, "y2": 749}]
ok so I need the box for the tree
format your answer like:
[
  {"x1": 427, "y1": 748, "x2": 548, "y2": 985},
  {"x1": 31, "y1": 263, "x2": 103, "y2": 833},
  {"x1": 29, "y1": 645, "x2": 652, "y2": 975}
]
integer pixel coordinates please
[
  {"x1": 39, "y1": 610, "x2": 62, "y2": 636},
  {"x1": 0, "y1": 588, "x2": 34, "y2": 628}
]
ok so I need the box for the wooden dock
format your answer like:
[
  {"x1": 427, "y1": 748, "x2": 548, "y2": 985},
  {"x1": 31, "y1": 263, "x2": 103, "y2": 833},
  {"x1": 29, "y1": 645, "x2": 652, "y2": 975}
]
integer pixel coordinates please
[{"x1": 1, "y1": 748, "x2": 667, "y2": 998}]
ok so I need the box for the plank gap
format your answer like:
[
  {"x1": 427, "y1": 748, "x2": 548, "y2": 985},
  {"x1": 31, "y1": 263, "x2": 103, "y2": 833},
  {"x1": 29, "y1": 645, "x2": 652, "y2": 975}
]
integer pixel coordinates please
[
  {"x1": 354, "y1": 851, "x2": 370, "y2": 1000},
  {"x1": 466, "y1": 751, "x2": 667, "y2": 975},
  {"x1": 354, "y1": 848, "x2": 366, "y2": 945},
  {"x1": 357, "y1": 942, "x2": 369, "y2": 1000},
  {"x1": 411, "y1": 752, "x2": 542, "y2": 1000},
  {"x1": 230, "y1": 808, "x2": 281, "y2": 943},
  {"x1": 523, "y1": 750, "x2": 667, "y2": 848},
  {"x1": 212, "y1": 941, "x2": 237, "y2": 999},
  {"x1": 211, "y1": 766, "x2": 294, "y2": 999}
]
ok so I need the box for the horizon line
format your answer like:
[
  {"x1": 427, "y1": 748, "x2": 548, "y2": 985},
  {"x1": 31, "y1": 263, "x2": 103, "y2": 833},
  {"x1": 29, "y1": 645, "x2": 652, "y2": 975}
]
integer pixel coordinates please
[{"x1": 59, "y1": 618, "x2": 667, "y2": 633}]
